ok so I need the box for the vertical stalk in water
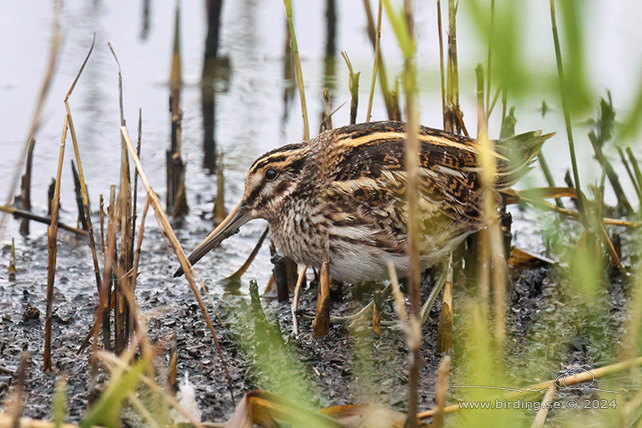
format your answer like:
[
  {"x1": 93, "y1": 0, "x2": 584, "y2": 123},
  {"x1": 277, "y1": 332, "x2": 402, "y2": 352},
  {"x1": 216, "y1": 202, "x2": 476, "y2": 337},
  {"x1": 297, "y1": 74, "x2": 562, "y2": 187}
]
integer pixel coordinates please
[
  {"x1": 284, "y1": 0, "x2": 310, "y2": 140},
  {"x1": 550, "y1": 0, "x2": 585, "y2": 224}
]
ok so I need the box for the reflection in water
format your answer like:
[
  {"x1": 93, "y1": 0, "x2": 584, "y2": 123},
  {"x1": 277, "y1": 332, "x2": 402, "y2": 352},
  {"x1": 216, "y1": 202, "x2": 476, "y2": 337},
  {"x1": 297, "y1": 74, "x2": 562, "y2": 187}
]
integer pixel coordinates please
[
  {"x1": 202, "y1": 0, "x2": 225, "y2": 173},
  {"x1": 321, "y1": 0, "x2": 337, "y2": 131},
  {"x1": 140, "y1": 0, "x2": 151, "y2": 40}
]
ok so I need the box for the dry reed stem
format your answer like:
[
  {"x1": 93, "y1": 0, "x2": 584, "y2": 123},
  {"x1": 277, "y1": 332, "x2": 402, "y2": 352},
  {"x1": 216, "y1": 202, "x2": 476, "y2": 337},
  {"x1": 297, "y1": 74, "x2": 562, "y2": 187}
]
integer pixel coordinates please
[
  {"x1": 366, "y1": 0, "x2": 383, "y2": 123},
  {"x1": 131, "y1": 109, "x2": 143, "y2": 270},
  {"x1": 529, "y1": 383, "x2": 556, "y2": 428},
  {"x1": 372, "y1": 284, "x2": 382, "y2": 334},
  {"x1": 363, "y1": 0, "x2": 395, "y2": 119},
  {"x1": 99, "y1": 351, "x2": 205, "y2": 428},
  {"x1": 436, "y1": 268, "x2": 453, "y2": 353},
  {"x1": 436, "y1": 0, "x2": 446, "y2": 129},
  {"x1": 321, "y1": 88, "x2": 333, "y2": 133},
  {"x1": 65, "y1": 36, "x2": 102, "y2": 294},
  {"x1": 214, "y1": 152, "x2": 227, "y2": 225},
  {"x1": 505, "y1": 190, "x2": 640, "y2": 228},
  {"x1": 0, "y1": 205, "x2": 88, "y2": 236},
  {"x1": 291, "y1": 265, "x2": 308, "y2": 337},
  {"x1": 131, "y1": 197, "x2": 152, "y2": 292},
  {"x1": 387, "y1": 261, "x2": 409, "y2": 327},
  {"x1": 418, "y1": 355, "x2": 642, "y2": 419},
  {"x1": 44, "y1": 115, "x2": 68, "y2": 371},
  {"x1": 284, "y1": 0, "x2": 310, "y2": 140},
  {"x1": 401, "y1": 2, "x2": 421, "y2": 423},
  {"x1": 432, "y1": 356, "x2": 451, "y2": 428},
  {"x1": 8, "y1": 238, "x2": 16, "y2": 281},
  {"x1": 226, "y1": 226, "x2": 269, "y2": 282},
  {"x1": 1, "y1": 1, "x2": 61, "y2": 239},
  {"x1": 109, "y1": 42, "x2": 133, "y2": 351},
  {"x1": 120, "y1": 125, "x2": 235, "y2": 404}
]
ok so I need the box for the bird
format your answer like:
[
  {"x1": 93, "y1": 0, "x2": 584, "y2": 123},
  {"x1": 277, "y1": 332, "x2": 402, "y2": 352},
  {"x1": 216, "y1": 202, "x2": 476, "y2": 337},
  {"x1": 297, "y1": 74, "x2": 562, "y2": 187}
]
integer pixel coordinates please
[{"x1": 175, "y1": 121, "x2": 551, "y2": 283}]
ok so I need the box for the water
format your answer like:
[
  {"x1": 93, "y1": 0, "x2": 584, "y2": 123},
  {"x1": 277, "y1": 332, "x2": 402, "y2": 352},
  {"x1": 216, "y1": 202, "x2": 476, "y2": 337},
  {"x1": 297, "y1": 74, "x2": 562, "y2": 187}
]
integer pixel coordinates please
[{"x1": 1, "y1": 0, "x2": 642, "y2": 422}]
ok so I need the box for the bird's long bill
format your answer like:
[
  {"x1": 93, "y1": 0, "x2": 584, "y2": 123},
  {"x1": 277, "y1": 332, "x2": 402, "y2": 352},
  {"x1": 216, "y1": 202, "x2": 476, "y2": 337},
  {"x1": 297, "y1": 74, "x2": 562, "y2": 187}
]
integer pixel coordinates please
[{"x1": 174, "y1": 201, "x2": 253, "y2": 277}]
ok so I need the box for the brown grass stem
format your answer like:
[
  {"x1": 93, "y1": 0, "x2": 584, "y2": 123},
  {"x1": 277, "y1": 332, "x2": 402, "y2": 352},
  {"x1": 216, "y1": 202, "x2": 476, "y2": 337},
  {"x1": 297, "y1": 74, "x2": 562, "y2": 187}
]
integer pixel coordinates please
[
  {"x1": 291, "y1": 265, "x2": 308, "y2": 337},
  {"x1": 0, "y1": 205, "x2": 88, "y2": 236},
  {"x1": 529, "y1": 384, "x2": 557, "y2": 428},
  {"x1": 418, "y1": 355, "x2": 642, "y2": 419},
  {"x1": 366, "y1": 0, "x2": 383, "y2": 123},
  {"x1": 44, "y1": 115, "x2": 69, "y2": 371},
  {"x1": 65, "y1": 36, "x2": 102, "y2": 295},
  {"x1": 120, "y1": 125, "x2": 235, "y2": 405},
  {"x1": 284, "y1": 0, "x2": 310, "y2": 140}
]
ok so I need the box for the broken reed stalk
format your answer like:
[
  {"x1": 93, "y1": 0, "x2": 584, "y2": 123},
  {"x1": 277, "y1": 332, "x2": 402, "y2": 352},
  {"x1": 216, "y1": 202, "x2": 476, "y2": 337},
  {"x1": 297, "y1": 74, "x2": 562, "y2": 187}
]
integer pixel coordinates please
[
  {"x1": 131, "y1": 109, "x2": 143, "y2": 272},
  {"x1": 320, "y1": 88, "x2": 333, "y2": 133},
  {"x1": 284, "y1": 0, "x2": 310, "y2": 140},
  {"x1": 18, "y1": 138, "x2": 36, "y2": 236},
  {"x1": 341, "y1": 51, "x2": 360, "y2": 124},
  {"x1": 0, "y1": 205, "x2": 88, "y2": 236},
  {"x1": 9, "y1": 238, "x2": 16, "y2": 281},
  {"x1": 109, "y1": 42, "x2": 134, "y2": 353},
  {"x1": 445, "y1": 0, "x2": 461, "y2": 133},
  {"x1": 167, "y1": 3, "x2": 189, "y2": 217},
  {"x1": 214, "y1": 152, "x2": 227, "y2": 224},
  {"x1": 550, "y1": 0, "x2": 586, "y2": 225},
  {"x1": 366, "y1": 0, "x2": 383, "y2": 123},
  {"x1": 65, "y1": 36, "x2": 102, "y2": 294},
  {"x1": 1, "y1": 1, "x2": 61, "y2": 240},
  {"x1": 121, "y1": 125, "x2": 235, "y2": 404},
  {"x1": 44, "y1": 115, "x2": 69, "y2": 371}
]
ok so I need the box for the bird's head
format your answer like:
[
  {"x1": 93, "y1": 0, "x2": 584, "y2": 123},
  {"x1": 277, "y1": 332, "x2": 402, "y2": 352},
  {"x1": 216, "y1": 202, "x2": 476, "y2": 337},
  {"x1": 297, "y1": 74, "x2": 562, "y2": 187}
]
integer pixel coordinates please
[{"x1": 174, "y1": 143, "x2": 307, "y2": 277}]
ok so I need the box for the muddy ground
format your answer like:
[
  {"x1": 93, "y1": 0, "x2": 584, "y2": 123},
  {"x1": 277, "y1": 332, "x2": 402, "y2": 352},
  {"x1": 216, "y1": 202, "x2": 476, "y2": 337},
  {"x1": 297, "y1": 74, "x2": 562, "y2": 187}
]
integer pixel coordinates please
[{"x1": 0, "y1": 208, "x2": 635, "y2": 426}]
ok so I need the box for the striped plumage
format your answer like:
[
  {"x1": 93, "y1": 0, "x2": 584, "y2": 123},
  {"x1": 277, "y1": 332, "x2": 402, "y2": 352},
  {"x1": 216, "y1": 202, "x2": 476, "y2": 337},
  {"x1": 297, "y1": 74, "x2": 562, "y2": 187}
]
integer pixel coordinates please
[{"x1": 176, "y1": 121, "x2": 551, "y2": 282}]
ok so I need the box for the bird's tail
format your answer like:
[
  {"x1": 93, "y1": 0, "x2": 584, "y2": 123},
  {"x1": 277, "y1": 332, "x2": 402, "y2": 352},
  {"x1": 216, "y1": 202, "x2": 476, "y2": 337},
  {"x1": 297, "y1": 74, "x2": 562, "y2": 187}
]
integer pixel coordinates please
[{"x1": 493, "y1": 131, "x2": 554, "y2": 190}]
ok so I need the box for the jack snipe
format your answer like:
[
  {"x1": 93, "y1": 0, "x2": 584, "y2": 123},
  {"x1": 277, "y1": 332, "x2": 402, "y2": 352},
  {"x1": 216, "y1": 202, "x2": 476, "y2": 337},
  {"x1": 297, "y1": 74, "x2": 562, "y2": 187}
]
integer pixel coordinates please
[{"x1": 175, "y1": 121, "x2": 551, "y2": 282}]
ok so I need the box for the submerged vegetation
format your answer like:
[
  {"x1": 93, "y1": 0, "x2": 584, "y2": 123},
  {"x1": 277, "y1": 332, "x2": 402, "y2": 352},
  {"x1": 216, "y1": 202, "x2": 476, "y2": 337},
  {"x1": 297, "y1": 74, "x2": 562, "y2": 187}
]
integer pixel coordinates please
[{"x1": 2, "y1": 0, "x2": 642, "y2": 427}]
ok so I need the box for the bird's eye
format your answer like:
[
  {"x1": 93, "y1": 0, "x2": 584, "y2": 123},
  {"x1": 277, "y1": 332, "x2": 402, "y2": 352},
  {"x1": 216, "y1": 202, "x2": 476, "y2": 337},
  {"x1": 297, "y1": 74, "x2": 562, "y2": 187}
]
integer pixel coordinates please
[{"x1": 265, "y1": 168, "x2": 278, "y2": 181}]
